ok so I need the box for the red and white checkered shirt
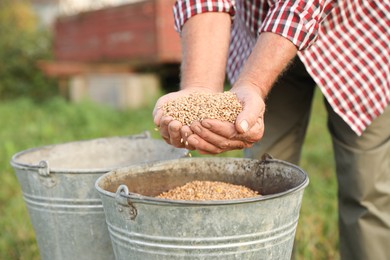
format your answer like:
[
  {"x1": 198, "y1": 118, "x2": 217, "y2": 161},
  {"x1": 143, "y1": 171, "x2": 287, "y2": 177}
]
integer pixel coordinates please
[{"x1": 173, "y1": 0, "x2": 390, "y2": 135}]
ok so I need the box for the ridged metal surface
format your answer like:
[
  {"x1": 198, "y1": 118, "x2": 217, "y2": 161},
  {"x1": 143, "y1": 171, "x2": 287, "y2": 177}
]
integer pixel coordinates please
[
  {"x1": 96, "y1": 157, "x2": 309, "y2": 260},
  {"x1": 10, "y1": 133, "x2": 188, "y2": 260}
]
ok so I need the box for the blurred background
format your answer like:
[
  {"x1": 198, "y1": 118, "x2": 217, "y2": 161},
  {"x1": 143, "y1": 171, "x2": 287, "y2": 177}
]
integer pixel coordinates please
[{"x1": 0, "y1": 0, "x2": 339, "y2": 259}]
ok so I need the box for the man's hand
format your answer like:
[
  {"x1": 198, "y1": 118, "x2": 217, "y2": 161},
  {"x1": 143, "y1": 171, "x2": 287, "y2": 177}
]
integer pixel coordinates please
[
  {"x1": 153, "y1": 88, "x2": 216, "y2": 150},
  {"x1": 183, "y1": 85, "x2": 265, "y2": 154},
  {"x1": 186, "y1": 118, "x2": 264, "y2": 154}
]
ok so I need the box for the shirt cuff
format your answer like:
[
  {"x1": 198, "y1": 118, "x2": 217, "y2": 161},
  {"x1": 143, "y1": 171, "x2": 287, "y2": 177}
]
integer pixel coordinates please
[
  {"x1": 173, "y1": 0, "x2": 236, "y2": 33},
  {"x1": 259, "y1": 1, "x2": 334, "y2": 50}
]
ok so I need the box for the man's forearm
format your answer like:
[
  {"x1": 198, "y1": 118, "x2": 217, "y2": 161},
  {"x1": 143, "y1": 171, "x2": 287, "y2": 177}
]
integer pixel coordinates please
[
  {"x1": 180, "y1": 12, "x2": 231, "y2": 92},
  {"x1": 234, "y1": 32, "x2": 298, "y2": 98}
]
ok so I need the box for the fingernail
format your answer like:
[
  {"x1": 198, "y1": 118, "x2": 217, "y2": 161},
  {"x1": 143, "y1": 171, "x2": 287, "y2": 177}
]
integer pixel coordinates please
[
  {"x1": 240, "y1": 120, "x2": 249, "y2": 132},
  {"x1": 191, "y1": 137, "x2": 199, "y2": 145},
  {"x1": 193, "y1": 125, "x2": 201, "y2": 133},
  {"x1": 202, "y1": 121, "x2": 211, "y2": 129}
]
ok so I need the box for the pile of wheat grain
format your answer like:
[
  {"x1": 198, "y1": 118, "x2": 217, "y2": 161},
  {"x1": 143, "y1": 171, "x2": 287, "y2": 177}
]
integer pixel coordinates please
[
  {"x1": 156, "y1": 181, "x2": 259, "y2": 201},
  {"x1": 162, "y1": 92, "x2": 242, "y2": 125}
]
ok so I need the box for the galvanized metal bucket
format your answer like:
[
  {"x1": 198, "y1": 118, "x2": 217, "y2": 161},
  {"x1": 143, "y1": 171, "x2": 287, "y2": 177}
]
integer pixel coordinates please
[
  {"x1": 10, "y1": 132, "x2": 188, "y2": 260},
  {"x1": 95, "y1": 156, "x2": 309, "y2": 260}
]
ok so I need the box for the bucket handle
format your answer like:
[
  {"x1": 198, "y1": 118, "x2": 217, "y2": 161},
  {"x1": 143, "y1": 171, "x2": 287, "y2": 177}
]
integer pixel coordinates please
[
  {"x1": 115, "y1": 185, "x2": 138, "y2": 220},
  {"x1": 127, "y1": 131, "x2": 151, "y2": 140}
]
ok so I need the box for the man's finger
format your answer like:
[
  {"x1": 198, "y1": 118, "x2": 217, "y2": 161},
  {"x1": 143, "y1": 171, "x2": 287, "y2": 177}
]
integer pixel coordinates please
[
  {"x1": 199, "y1": 119, "x2": 237, "y2": 139},
  {"x1": 168, "y1": 120, "x2": 185, "y2": 147},
  {"x1": 159, "y1": 116, "x2": 173, "y2": 141},
  {"x1": 186, "y1": 134, "x2": 223, "y2": 154}
]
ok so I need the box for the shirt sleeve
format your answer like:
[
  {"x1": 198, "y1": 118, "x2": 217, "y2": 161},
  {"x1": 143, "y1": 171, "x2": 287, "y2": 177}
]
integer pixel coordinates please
[
  {"x1": 260, "y1": 0, "x2": 335, "y2": 50},
  {"x1": 173, "y1": 0, "x2": 236, "y2": 33}
]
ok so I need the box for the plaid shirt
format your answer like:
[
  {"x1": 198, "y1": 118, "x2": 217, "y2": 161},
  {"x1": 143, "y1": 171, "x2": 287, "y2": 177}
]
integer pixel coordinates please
[{"x1": 173, "y1": 0, "x2": 390, "y2": 135}]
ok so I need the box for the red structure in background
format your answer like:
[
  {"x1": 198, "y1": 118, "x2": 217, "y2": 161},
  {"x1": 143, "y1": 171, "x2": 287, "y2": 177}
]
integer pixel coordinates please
[
  {"x1": 39, "y1": 0, "x2": 182, "y2": 108},
  {"x1": 53, "y1": 0, "x2": 181, "y2": 65}
]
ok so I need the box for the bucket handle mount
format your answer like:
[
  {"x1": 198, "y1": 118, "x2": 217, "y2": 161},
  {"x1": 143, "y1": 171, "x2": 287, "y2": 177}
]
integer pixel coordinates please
[
  {"x1": 38, "y1": 160, "x2": 50, "y2": 177},
  {"x1": 115, "y1": 185, "x2": 138, "y2": 220},
  {"x1": 256, "y1": 153, "x2": 274, "y2": 177},
  {"x1": 37, "y1": 160, "x2": 57, "y2": 188}
]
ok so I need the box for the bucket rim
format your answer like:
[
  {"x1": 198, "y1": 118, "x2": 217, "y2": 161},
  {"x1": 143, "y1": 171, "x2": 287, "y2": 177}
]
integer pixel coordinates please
[
  {"x1": 95, "y1": 157, "x2": 309, "y2": 206},
  {"x1": 9, "y1": 135, "x2": 188, "y2": 174}
]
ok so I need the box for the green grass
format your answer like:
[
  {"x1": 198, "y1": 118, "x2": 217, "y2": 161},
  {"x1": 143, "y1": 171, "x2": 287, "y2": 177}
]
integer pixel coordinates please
[{"x1": 0, "y1": 90, "x2": 338, "y2": 259}]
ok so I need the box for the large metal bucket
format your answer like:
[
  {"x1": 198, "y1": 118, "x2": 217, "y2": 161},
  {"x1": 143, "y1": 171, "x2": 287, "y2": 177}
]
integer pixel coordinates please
[
  {"x1": 95, "y1": 156, "x2": 309, "y2": 260},
  {"x1": 10, "y1": 132, "x2": 188, "y2": 260}
]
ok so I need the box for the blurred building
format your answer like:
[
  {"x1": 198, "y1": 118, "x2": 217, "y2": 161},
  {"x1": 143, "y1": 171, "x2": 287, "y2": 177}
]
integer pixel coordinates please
[
  {"x1": 35, "y1": 0, "x2": 182, "y2": 109},
  {"x1": 30, "y1": 0, "x2": 145, "y2": 27}
]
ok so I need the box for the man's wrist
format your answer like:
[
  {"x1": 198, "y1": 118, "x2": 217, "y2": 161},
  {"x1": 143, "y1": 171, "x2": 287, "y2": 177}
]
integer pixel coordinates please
[
  {"x1": 233, "y1": 77, "x2": 269, "y2": 100},
  {"x1": 179, "y1": 83, "x2": 221, "y2": 93}
]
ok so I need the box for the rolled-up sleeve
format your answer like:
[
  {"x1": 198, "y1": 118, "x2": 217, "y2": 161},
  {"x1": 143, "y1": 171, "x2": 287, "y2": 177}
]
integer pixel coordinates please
[
  {"x1": 173, "y1": 0, "x2": 236, "y2": 33},
  {"x1": 260, "y1": 0, "x2": 335, "y2": 50}
]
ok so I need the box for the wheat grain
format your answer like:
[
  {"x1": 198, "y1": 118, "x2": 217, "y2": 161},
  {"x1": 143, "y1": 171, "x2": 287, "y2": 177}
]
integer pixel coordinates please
[
  {"x1": 156, "y1": 181, "x2": 259, "y2": 201},
  {"x1": 162, "y1": 92, "x2": 243, "y2": 125}
]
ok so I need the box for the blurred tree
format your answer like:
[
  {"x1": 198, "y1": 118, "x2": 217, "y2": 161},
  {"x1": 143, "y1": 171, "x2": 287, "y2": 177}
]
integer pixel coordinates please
[{"x1": 0, "y1": 0, "x2": 59, "y2": 101}]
